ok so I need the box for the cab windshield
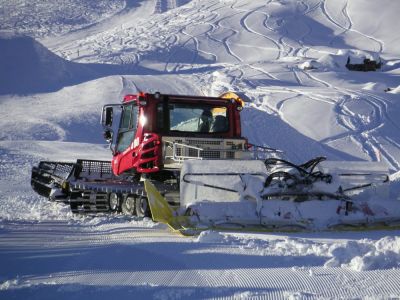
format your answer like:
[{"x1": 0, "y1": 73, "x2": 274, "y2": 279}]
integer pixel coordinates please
[{"x1": 158, "y1": 103, "x2": 229, "y2": 133}]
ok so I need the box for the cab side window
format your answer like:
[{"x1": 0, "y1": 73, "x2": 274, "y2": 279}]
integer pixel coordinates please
[{"x1": 116, "y1": 104, "x2": 138, "y2": 152}]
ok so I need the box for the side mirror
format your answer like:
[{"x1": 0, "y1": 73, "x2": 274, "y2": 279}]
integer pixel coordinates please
[{"x1": 103, "y1": 129, "x2": 113, "y2": 143}]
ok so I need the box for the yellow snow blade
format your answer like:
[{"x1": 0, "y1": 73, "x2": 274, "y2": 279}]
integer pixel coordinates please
[
  {"x1": 144, "y1": 180, "x2": 200, "y2": 236},
  {"x1": 144, "y1": 180, "x2": 174, "y2": 223}
]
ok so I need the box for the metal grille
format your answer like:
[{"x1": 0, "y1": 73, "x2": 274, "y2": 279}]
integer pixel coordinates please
[
  {"x1": 201, "y1": 150, "x2": 221, "y2": 159},
  {"x1": 38, "y1": 161, "x2": 75, "y2": 179},
  {"x1": 187, "y1": 139, "x2": 222, "y2": 146},
  {"x1": 188, "y1": 148, "x2": 198, "y2": 158},
  {"x1": 225, "y1": 141, "x2": 243, "y2": 150},
  {"x1": 77, "y1": 159, "x2": 113, "y2": 176},
  {"x1": 162, "y1": 136, "x2": 249, "y2": 168},
  {"x1": 227, "y1": 151, "x2": 235, "y2": 159}
]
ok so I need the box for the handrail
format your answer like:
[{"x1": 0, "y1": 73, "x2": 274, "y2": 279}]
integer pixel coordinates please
[{"x1": 164, "y1": 141, "x2": 203, "y2": 162}]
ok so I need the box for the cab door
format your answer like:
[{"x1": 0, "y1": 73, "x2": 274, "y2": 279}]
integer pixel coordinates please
[{"x1": 114, "y1": 103, "x2": 139, "y2": 174}]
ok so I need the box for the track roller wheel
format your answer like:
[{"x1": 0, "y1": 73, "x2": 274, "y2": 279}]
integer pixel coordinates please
[
  {"x1": 121, "y1": 195, "x2": 136, "y2": 215},
  {"x1": 135, "y1": 196, "x2": 151, "y2": 218},
  {"x1": 109, "y1": 193, "x2": 121, "y2": 212}
]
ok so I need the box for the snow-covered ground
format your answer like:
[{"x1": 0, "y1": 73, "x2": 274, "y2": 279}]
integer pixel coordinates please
[{"x1": 1, "y1": 0, "x2": 400, "y2": 298}]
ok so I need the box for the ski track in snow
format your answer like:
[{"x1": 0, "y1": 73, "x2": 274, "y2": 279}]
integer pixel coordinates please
[
  {"x1": 237, "y1": 6, "x2": 281, "y2": 60},
  {"x1": 314, "y1": 85, "x2": 400, "y2": 169},
  {"x1": 322, "y1": 0, "x2": 384, "y2": 53}
]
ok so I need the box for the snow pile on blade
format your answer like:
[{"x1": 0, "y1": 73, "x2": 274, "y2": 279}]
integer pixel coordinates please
[{"x1": 146, "y1": 158, "x2": 400, "y2": 234}]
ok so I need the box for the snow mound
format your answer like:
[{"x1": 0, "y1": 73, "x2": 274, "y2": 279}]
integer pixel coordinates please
[
  {"x1": 284, "y1": 291, "x2": 317, "y2": 300},
  {"x1": 339, "y1": 49, "x2": 381, "y2": 65},
  {"x1": 362, "y1": 82, "x2": 389, "y2": 92},
  {"x1": 0, "y1": 33, "x2": 97, "y2": 95},
  {"x1": 325, "y1": 236, "x2": 400, "y2": 271},
  {"x1": 196, "y1": 230, "x2": 228, "y2": 243},
  {"x1": 389, "y1": 170, "x2": 400, "y2": 181},
  {"x1": 388, "y1": 85, "x2": 400, "y2": 94},
  {"x1": 243, "y1": 237, "x2": 324, "y2": 257},
  {"x1": 196, "y1": 232, "x2": 400, "y2": 272},
  {"x1": 315, "y1": 49, "x2": 382, "y2": 70},
  {"x1": 0, "y1": 279, "x2": 19, "y2": 291},
  {"x1": 298, "y1": 60, "x2": 321, "y2": 70}
]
